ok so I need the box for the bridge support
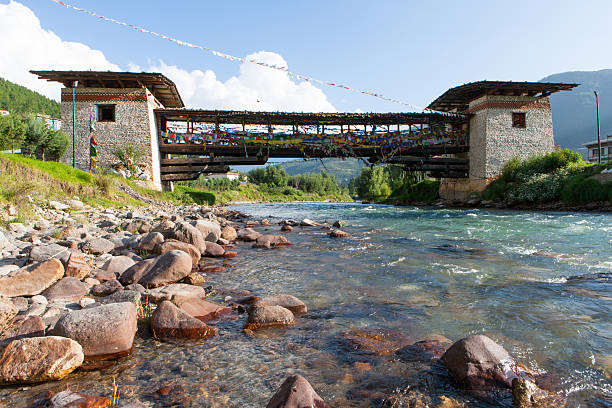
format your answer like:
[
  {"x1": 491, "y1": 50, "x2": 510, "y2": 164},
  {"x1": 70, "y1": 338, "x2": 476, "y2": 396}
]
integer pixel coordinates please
[{"x1": 162, "y1": 181, "x2": 174, "y2": 192}]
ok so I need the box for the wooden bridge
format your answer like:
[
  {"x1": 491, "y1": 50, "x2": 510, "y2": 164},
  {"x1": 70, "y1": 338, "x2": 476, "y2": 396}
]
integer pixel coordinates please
[{"x1": 155, "y1": 109, "x2": 469, "y2": 181}]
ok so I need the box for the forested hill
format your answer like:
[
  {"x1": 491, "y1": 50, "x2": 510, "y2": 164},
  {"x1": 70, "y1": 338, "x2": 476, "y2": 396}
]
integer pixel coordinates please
[
  {"x1": 277, "y1": 158, "x2": 365, "y2": 186},
  {"x1": 542, "y1": 69, "x2": 612, "y2": 151},
  {"x1": 0, "y1": 77, "x2": 60, "y2": 118}
]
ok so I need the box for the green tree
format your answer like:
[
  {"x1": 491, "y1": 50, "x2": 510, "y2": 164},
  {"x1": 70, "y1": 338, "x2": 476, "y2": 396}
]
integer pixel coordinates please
[
  {"x1": 0, "y1": 114, "x2": 26, "y2": 153},
  {"x1": 248, "y1": 166, "x2": 289, "y2": 187},
  {"x1": 21, "y1": 115, "x2": 48, "y2": 157}
]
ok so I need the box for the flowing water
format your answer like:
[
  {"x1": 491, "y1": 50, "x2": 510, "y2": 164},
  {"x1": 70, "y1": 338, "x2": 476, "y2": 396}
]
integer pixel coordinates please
[{"x1": 2, "y1": 203, "x2": 611, "y2": 407}]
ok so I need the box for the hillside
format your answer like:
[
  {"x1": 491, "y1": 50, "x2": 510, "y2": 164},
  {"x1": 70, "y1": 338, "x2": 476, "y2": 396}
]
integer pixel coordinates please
[
  {"x1": 0, "y1": 77, "x2": 60, "y2": 117},
  {"x1": 542, "y1": 69, "x2": 612, "y2": 151},
  {"x1": 277, "y1": 158, "x2": 365, "y2": 186}
]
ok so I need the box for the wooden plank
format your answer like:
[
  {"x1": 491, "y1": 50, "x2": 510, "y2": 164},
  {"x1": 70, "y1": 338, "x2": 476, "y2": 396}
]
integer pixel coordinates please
[
  {"x1": 160, "y1": 165, "x2": 230, "y2": 174},
  {"x1": 161, "y1": 157, "x2": 268, "y2": 166}
]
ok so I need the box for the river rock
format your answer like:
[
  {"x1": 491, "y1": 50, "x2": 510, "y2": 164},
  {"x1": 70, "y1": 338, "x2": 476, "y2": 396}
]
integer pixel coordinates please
[
  {"x1": 97, "y1": 290, "x2": 141, "y2": 308},
  {"x1": 103, "y1": 255, "x2": 136, "y2": 276},
  {"x1": 0, "y1": 231, "x2": 15, "y2": 251},
  {"x1": 266, "y1": 374, "x2": 330, "y2": 408},
  {"x1": 28, "y1": 243, "x2": 70, "y2": 264},
  {"x1": 0, "y1": 336, "x2": 83, "y2": 383},
  {"x1": 11, "y1": 296, "x2": 28, "y2": 312},
  {"x1": 396, "y1": 339, "x2": 447, "y2": 362},
  {"x1": 82, "y1": 237, "x2": 115, "y2": 255},
  {"x1": 136, "y1": 232, "x2": 164, "y2": 252},
  {"x1": 48, "y1": 391, "x2": 111, "y2": 408},
  {"x1": 49, "y1": 200, "x2": 69, "y2": 210},
  {"x1": 119, "y1": 258, "x2": 156, "y2": 286},
  {"x1": 256, "y1": 294, "x2": 307, "y2": 314},
  {"x1": 64, "y1": 252, "x2": 91, "y2": 280},
  {"x1": 221, "y1": 225, "x2": 237, "y2": 241},
  {"x1": 329, "y1": 229, "x2": 351, "y2": 238},
  {"x1": 300, "y1": 218, "x2": 320, "y2": 227},
  {"x1": 441, "y1": 334, "x2": 517, "y2": 390},
  {"x1": 192, "y1": 220, "x2": 221, "y2": 242},
  {"x1": 150, "y1": 300, "x2": 217, "y2": 339},
  {"x1": 93, "y1": 269, "x2": 116, "y2": 283},
  {"x1": 281, "y1": 225, "x2": 293, "y2": 232},
  {"x1": 172, "y1": 295, "x2": 231, "y2": 321},
  {"x1": 182, "y1": 272, "x2": 205, "y2": 286},
  {"x1": 42, "y1": 277, "x2": 90, "y2": 303},
  {"x1": 53, "y1": 302, "x2": 137, "y2": 359},
  {"x1": 145, "y1": 283, "x2": 206, "y2": 304},
  {"x1": 91, "y1": 279, "x2": 123, "y2": 297},
  {"x1": 203, "y1": 241, "x2": 225, "y2": 257},
  {"x1": 236, "y1": 228, "x2": 262, "y2": 242},
  {"x1": 244, "y1": 305, "x2": 294, "y2": 330},
  {"x1": 169, "y1": 222, "x2": 207, "y2": 253},
  {"x1": 155, "y1": 239, "x2": 201, "y2": 266},
  {"x1": 138, "y1": 250, "x2": 193, "y2": 288},
  {"x1": 253, "y1": 235, "x2": 291, "y2": 249},
  {"x1": 342, "y1": 327, "x2": 412, "y2": 355},
  {"x1": 0, "y1": 299, "x2": 18, "y2": 334},
  {"x1": 0, "y1": 316, "x2": 45, "y2": 346},
  {"x1": 0, "y1": 259, "x2": 64, "y2": 297}
]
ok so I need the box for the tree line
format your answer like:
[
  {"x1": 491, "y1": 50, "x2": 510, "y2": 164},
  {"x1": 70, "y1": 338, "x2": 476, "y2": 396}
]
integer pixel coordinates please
[
  {"x1": 0, "y1": 78, "x2": 60, "y2": 118},
  {"x1": 247, "y1": 166, "x2": 347, "y2": 195},
  {"x1": 0, "y1": 113, "x2": 69, "y2": 161}
]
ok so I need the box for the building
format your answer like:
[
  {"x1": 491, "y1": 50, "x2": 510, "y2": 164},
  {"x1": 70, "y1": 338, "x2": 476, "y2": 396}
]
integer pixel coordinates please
[
  {"x1": 205, "y1": 172, "x2": 242, "y2": 181},
  {"x1": 0, "y1": 109, "x2": 9, "y2": 116},
  {"x1": 427, "y1": 81, "x2": 577, "y2": 199},
  {"x1": 583, "y1": 136, "x2": 612, "y2": 163},
  {"x1": 34, "y1": 113, "x2": 62, "y2": 130}
]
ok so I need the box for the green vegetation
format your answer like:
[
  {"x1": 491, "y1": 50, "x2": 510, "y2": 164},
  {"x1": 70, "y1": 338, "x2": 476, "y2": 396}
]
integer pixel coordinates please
[
  {"x1": 110, "y1": 141, "x2": 147, "y2": 173},
  {"x1": 278, "y1": 158, "x2": 365, "y2": 186},
  {"x1": 0, "y1": 77, "x2": 60, "y2": 118},
  {"x1": 482, "y1": 149, "x2": 612, "y2": 204},
  {"x1": 348, "y1": 164, "x2": 436, "y2": 203}
]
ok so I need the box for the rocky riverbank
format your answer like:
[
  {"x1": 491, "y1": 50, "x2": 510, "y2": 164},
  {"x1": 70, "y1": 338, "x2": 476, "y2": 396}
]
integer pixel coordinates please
[{"x1": 0, "y1": 199, "x2": 580, "y2": 407}]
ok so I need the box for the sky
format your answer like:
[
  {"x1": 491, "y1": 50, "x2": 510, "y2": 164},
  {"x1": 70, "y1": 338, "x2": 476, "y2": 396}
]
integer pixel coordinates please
[{"x1": 1, "y1": 0, "x2": 612, "y2": 113}]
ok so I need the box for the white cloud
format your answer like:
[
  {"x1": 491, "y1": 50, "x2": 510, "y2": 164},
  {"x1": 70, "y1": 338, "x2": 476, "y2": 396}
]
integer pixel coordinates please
[
  {"x1": 149, "y1": 52, "x2": 336, "y2": 112},
  {"x1": 0, "y1": 1, "x2": 119, "y2": 100}
]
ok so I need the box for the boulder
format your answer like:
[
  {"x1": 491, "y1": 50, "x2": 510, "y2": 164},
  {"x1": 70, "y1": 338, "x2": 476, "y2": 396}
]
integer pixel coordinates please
[
  {"x1": 103, "y1": 255, "x2": 136, "y2": 276},
  {"x1": 220, "y1": 225, "x2": 237, "y2": 241},
  {"x1": 0, "y1": 336, "x2": 83, "y2": 383},
  {"x1": 0, "y1": 316, "x2": 45, "y2": 346},
  {"x1": 49, "y1": 200, "x2": 69, "y2": 210},
  {"x1": 244, "y1": 305, "x2": 294, "y2": 330},
  {"x1": 53, "y1": 302, "x2": 137, "y2": 359},
  {"x1": 48, "y1": 391, "x2": 111, "y2": 408},
  {"x1": 136, "y1": 232, "x2": 164, "y2": 252},
  {"x1": 329, "y1": 229, "x2": 351, "y2": 238},
  {"x1": 256, "y1": 294, "x2": 307, "y2": 314},
  {"x1": 68, "y1": 199, "x2": 84, "y2": 210},
  {"x1": 253, "y1": 235, "x2": 291, "y2": 249},
  {"x1": 82, "y1": 238, "x2": 115, "y2": 255},
  {"x1": 203, "y1": 241, "x2": 225, "y2": 257},
  {"x1": 192, "y1": 220, "x2": 221, "y2": 242},
  {"x1": 182, "y1": 272, "x2": 205, "y2": 286},
  {"x1": 0, "y1": 259, "x2": 64, "y2": 297},
  {"x1": 155, "y1": 239, "x2": 201, "y2": 266},
  {"x1": 441, "y1": 335, "x2": 517, "y2": 390},
  {"x1": 152, "y1": 220, "x2": 175, "y2": 237},
  {"x1": 0, "y1": 231, "x2": 16, "y2": 251},
  {"x1": 0, "y1": 299, "x2": 18, "y2": 334},
  {"x1": 93, "y1": 269, "x2": 116, "y2": 283},
  {"x1": 118, "y1": 258, "x2": 156, "y2": 286},
  {"x1": 97, "y1": 290, "x2": 141, "y2": 308},
  {"x1": 333, "y1": 220, "x2": 346, "y2": 228},
  {"x1": 342, "y1": 327, "x2": 412, "y2": 355},
  {"x1": 150, "y1": 300, "x2": 217, "y2": 340},
  {"x1": 280, "y1": 225, "x2": 293, "y2": 232},
  {"x1": 300, "y1": 218, "x2": 320, "y2": 227},
  {"x1": 172, "y1": 295, "x2": 231, "y2": 321},
  {"x1": 168, "y1": 222, "x2": 207, "y2": 252},
  {"x1": 42, "y1": 277, "x2": 90, "y2": 303},
  {"x1": 138, "y1": 250, "x2": 193, "y2": 288},
  {"x1": 236, "y1": 228, "x2": 262, "y2": 242},
  {"x1": 91, "y1": 280, "x2": 123, "y2": 297},
  {"x1": 266, "y1": 375, "x2": 330, "y2": 408},
  {"x1": 145, "y1": 284, "x2": 206, "y2": 304},
  {"x1": 28, "y1": 243, "x2": 70, "y2": 264},
  {"x1": 64, "y1": 252, "x2": 91, "y2": 280}
]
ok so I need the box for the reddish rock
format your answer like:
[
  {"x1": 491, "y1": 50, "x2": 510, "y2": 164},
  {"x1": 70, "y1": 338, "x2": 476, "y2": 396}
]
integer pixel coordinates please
[
  {"x1": 266, "y1": 375, "x2": 330, "y2": 408},
  {"x1": 172, "y1": 295, "x2": 232, "y2": 321},
  {"x1": 182, "y1": 272, "x2": 205, "y2": 286},
  {"x1": 138, "y1": 250, "x2": 193, "y2": 288},
  {"x1": 155, "y1": 239, "x2": 201, "y2": 266},
  {"x1": 256, "y1": 294, "x2": 307, "y2": 314},
  {"x1": 42, "y1": 277, "x2": 90, "y2": 303},
  {"x1": 65, "y1": 252, "x2": 91, "y2": 280},
  {"x1": 0, "y1": 259, "x2": 64, "y2": 297},
  {"x1": 136, "y1": 232, "x2": 164, "y2": 252},
  {"x1": 244, "y1": 305, "x2": 294, "y2": 330},
  {"x1": 253, "y1": 235, "x2": 291, "y2": 249},
  {"x1": 329, "y1": 229, "x2": 351, "y2": 238},
  {"x1": 145, "y1": 284, "x2": 206, "y2": 304},
  {"x1": 119, "y1": 258, "x2": 156, "y2": 286},
  {"x1": 281, "y1": 225, "x2": 293, "y2": 232},
  {"x1": 102, "y1": 255, "x2": 136, "y2": 276},
  {"x1": 150, "y1": 300, "x2": 217, "y2": 339},
  {"x1": 93, "y1": 269, "x2": 116, "y2": 283},
  {"x1": 396, "y1": 339, "x2": 446, "y2": 362},
  {"x1": 199, "y1": 265, "x2": 226, "y2": 274},
  {"x1": 234, "y1": 295, "x2": 260, "y2": 305},
  {"x1": 0, "y1": 300, "x2": 17, "y2": 334},
  {"x1": 342, "y1": 327, "x2": 412, "y2": 355},
  {"x1": 236, "y1": 228, "x2": 262, "y2": 242},
  {"x1": 203, "y1": 241, "x2": 225, "y2": 257},
  {"x1": 221, "y1": 225, "x2": 237, "y2": 241},
  {"x1": 353, "y1": 362, "x2": 371, "y2": 371},
  {"x1": 0, "y1": 315, "x2": 45, "y2": 346},
  {"x1": 91, "y1": 280, "x2": 123, "y2": 297},
  {"x1": 223, "y1": 250, "x2": 238, "y2": 258},
  {"x1": 168, "y1": 222, "x2": 207, "y2": 253}
]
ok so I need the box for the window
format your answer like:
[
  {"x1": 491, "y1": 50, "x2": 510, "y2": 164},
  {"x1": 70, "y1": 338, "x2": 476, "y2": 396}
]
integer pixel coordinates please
[
  {"x1": 512, "y1": 112, "x2": 526, "y2": 128},
  {"x1": 97, "y1": 104, "x2": 115, "y2": 122}
]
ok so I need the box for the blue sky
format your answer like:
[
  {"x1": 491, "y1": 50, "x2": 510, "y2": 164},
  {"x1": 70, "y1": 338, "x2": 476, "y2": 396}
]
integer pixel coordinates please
[{"x1": 2, "y1": 0, "x2": 612, "y2": 112}]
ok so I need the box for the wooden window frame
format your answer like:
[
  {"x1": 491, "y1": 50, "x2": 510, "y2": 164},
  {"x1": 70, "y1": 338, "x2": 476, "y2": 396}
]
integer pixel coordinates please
[
  {"x1": 97, "y1": 104, "x2": 116, "y2": 123},
  {"x1": 512, "y1": 112, "x2": 526, "y2": 128}
]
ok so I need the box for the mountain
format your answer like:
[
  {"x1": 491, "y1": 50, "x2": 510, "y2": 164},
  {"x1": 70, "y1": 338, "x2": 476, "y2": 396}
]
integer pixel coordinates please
[
  {"x1": 278, "y1": 158, "x2": 365, "y2": 186},
  {"x1": 0, "y1": 77, "x2": 60, "y2": 117},
  {"x1": 542, "y1": 69, "x2": 612, "y2": 151}
]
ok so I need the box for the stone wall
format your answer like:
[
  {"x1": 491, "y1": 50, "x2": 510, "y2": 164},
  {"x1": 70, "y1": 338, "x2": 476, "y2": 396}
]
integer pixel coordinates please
[{"x1": 60, "y1": 87, "x2": 163, "y2": 190}]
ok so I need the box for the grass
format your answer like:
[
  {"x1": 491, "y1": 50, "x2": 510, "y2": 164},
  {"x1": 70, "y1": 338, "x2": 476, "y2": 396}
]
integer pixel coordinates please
[{"x1": 388, "y1": 180, "x2": 441, "y2": 205}]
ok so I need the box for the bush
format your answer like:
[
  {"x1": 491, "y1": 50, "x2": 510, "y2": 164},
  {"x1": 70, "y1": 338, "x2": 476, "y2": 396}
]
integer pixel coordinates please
[
  {"x1": 500, "y1": 149, "x2": 583, "y2": 183},
  {"x1": 110, "y1": 142, "x2": 146, "y2": 173},
  {"x1": 398, "y1": 180, "x2": 440, "y2": 203},
  {"x1": 561, "y1": 175, "x2": 606, "y2": 204}
]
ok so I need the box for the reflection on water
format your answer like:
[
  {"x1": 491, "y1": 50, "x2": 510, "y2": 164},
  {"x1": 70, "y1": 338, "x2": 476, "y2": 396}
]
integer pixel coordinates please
[{"x1": 2, "y1": 203, "x2": 611, "y2": 407}]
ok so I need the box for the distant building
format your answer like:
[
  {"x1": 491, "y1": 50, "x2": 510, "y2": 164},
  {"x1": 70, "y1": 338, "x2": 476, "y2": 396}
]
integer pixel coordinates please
[
  {"x1": 0, "y1": 109, "x2": 9, "y2": 116},
  {"x1": 206, "y1": 172, "x2": 242, "y2": 181},
  {"x1": 583, "y1": 136, "x2": 612, "y2": 163},
  {"x1": 34, "y1": 113, "x2": 62, "y2": 130}
]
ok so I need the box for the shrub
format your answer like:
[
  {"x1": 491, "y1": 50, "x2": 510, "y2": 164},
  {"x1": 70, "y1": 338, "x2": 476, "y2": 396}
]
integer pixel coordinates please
[
  {"x1": 110, "y1": 142, "x2": 146, "y2": 174},
  {"x1": 561, "y1": 175, "x2": 606, "y2": 204},
  {"x1": 481, "y1": 178, "x2": 507, "y2": 201}
]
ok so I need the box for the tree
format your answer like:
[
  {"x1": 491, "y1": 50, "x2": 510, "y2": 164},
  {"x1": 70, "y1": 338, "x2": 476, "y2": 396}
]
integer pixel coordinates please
[
  {"x1": 0, "y1": 114, "x2": 26, "y2": 153},
  {"x1": 21, "y1": 115, "x2": 48, "y2": 157}
]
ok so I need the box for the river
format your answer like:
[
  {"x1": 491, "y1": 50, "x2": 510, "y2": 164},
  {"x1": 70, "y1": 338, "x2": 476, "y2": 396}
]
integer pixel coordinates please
[{"x1": 4, "y1": 203, "x2": 611, "y2": 407}]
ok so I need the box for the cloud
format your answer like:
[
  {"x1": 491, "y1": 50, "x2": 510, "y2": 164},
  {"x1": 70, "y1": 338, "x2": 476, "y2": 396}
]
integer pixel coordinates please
[
  {"x1": 0, "y1": 1, "x2": 119, "y2": 100},
  {"x1": 148, "y1": 52, "x2": 336, "y2": 112}
]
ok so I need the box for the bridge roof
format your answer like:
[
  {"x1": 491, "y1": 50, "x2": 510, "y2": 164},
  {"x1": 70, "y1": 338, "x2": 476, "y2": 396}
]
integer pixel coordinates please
[
  {"x1": 427, "y1": 81, "x2": 578, "y2": 112},
  {"x1": 30, "y1": 70, "x2": 184, "y2": 108},
  {"x1": 154, "y1": 109, "x2": 465, "y2": 126}
]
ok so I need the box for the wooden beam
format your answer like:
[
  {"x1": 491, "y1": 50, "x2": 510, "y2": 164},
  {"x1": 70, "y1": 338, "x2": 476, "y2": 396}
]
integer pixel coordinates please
[
  {"x1": 161, "y1": 157, "x2": 268, "y2": 166},
  {"x1": 160, "y1": 164, "x2": 230, "y2": 174}
]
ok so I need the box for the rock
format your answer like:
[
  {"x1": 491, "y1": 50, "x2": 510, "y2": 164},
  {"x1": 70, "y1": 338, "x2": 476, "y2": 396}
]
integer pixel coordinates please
[
  {"x1": 84, "y1": 278, "x2": 100, "y2": 288},
  {"x1": 79, "y1": 298, "x2": 96, "y2": 308},
  {"x1": 53, "y1": 302, "x2": 137, "y2": 359},
  {"x1": 396, "y1": 340, "x2": 447, "y2": 362},
  {"x1": 103, "y1": 256, "x2": 136, "y2": 276},
  {"x1": 82, "y1": 238, "x2": 115, "y2": 255},
  {"x1": 93, "y1": 269, "x2": 116, "y2": 283},
  {"x1": 333, "y1": 220, "x2": 346, "y2": 228},
  {"x1": 203, "y1": 241, "x2": 225, "y2": 257},
  {"x1": 172, "y1": 295, "x2": 231, "y2": 321},
  {"x1": 0, "y1": 316, "x2": 45, "y2": 346},
  {"x1": 0, "y1": 259, "x2": 64, "y2": 297},
  {"x1": 223, "y1": 250, "x2": 238, "y2": 258},
  {"x1": 152, "y1": 220, "x2": 175, "y2": 236},
  {"x1": 236, "y1": 228, "x2": 262, "y2": 242},
  {"x1": 49, "y1": 391, "x2": 111, "y2": 408},
  {"x1": 49, "y1": 200, "x2": 70, "y2": 211},
  {"x1": 138, "y1": 250, "x2": 193, "y2": 288},
  {"x1": 7, "y1": 222, "x2": 27, "y2": 235},
  {"x1": 0, "y1": 336, "x2": 83, "y2": 383},
  {"x1": 65, "y1": 252, "x2": 92, "y2": 280},
  {"x1": 118, "y1": 258, "x2": 156, "y2": 286},
  {"x1": 28, "y1": 243, "x2": 70, "y2": 264},
  {"x1": 31, "y1": 295, "x2": 48, "y2": 304},
  {"x1": 182, "y1": 272, "x2": 205, "y2": 286},
  {"x1": 0, "y1": 299, "x2": 18, "y2": 334},
  {"x1": 68, "y1": 200, "x2": 84, "y2": 210},
  {"x1": 220, "y1": 226, "x2": 237, "y2": 241},
  {"x1": 280, "y1": 225, "x2": 293, "y2": 232},
  {"x1": 300, "y1": 218, "x2": 320, "y2": 227},
  {"x1": 441, "y1": 335, "x2": 517, "y2": 390},
  {"x1": 169, "y1": 222, "x2": 207, "y2": 252},
  {"x1": 155, "y1": 239, "x2": 201, "y2": 266},
  {"x1": 0, "y1": 264, "x2": 19, "y2": 276},
  {"x1": 42, "y1": 277, "x2": 90, "y2": 303},
  {"x1": 97, "y1": 290, "x2": 141, "y2": 308},
  {"x1": 0, "y1": 231, "x2": 16, "y2": 251},
  {"x1": 266, "y1": 374, "x2": 330, "y2": 408},
  {"x1": 91, "y1": 280, "x2": 123, "y2": 297},
  {"x1": 150, "y1": 300, "x2": 217, "y2": 339},
  {"x1": 25, "y1": 303, "x2": 46, "y2": 317},
  {"x1": 256, "y1": 294, "x2": 307, "y2": 314},
  {"x1": 244, "y1": 305, "x2": 294, "y2": 330},
  {"x1": 329, "y1": 229, "x2": 351, "y2": 238},
  {"x1": 145, "y1": 284, "x2": 206, "y2": 304},
  {"x1": 11, "y1": 296, "x2": 29, "y2": 312},
  {"x1": 124, "y1": 283, "x2": 146, "y2": 294},
  {"x1": 136, "y1": 232, "x2": 164, "y2": 252},
  {"x1": 192, "y1": 220, "x2": 222, "y2": 242},
  {"x1": 342, "y1": 327, "x2": 412, "y2": 355},
  {"x1": 253, "y1": 235, "x2": 291, "y2": 249}
]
